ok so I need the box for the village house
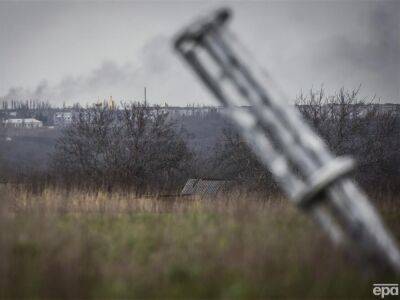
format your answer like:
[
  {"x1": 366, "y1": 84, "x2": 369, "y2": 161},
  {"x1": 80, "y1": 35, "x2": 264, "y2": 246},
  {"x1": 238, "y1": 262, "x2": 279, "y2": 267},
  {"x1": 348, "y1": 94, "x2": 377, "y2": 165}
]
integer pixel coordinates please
[{"x1": 3, "y1": 118, "x2": 43, "y2": 128}]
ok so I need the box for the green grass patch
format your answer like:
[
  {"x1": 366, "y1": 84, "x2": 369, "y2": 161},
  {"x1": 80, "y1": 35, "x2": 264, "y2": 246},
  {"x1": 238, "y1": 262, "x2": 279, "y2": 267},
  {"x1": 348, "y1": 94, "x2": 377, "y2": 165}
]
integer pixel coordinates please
[{"x1": 0, "y1": 189, "x2": 398, "y2": 298}]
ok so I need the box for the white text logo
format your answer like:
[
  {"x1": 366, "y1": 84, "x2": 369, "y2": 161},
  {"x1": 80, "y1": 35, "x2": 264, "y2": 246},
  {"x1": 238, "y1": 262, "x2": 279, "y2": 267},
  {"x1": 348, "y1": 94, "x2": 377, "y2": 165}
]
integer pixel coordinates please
[{"x1": 373, "y1": 283, "x2": 399, "y2": 298}]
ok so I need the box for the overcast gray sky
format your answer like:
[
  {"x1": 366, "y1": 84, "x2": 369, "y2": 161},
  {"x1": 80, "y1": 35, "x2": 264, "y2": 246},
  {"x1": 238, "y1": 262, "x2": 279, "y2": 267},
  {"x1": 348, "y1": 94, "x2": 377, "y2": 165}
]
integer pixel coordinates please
[{"x1": 0, "y1": 0, "x2": 399, "y2": 106}]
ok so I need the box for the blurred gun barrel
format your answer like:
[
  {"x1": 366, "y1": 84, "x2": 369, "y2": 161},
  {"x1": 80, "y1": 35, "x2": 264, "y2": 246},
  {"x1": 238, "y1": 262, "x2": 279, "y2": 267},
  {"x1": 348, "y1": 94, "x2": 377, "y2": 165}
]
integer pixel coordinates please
[{"x1": 174, "y1": 8, "x2": 400, "y2": 274}]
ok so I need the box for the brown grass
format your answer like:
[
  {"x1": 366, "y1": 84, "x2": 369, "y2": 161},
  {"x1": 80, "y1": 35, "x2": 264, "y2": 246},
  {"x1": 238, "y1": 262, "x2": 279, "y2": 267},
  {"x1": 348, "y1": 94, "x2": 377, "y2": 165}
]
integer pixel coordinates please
[{"x1": 0, "y1": 185, "x2": 398, "y2": 299}]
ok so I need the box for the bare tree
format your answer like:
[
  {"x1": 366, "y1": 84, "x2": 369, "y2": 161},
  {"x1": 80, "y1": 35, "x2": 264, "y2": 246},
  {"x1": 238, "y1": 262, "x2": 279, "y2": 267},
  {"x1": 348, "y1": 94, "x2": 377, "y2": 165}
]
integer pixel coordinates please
[
  {"x1": 51, "y1": 102, "x2": 192, "y2": 193},
  {"x1": 210, "y1": 88, "x2": 399, "y2": 194},
  {"x1": 296, "y1": 87, "x2": 400, "y2": 192},
  {"x1": 212, "y1": 127, "x2": 277, "y2": 192}
]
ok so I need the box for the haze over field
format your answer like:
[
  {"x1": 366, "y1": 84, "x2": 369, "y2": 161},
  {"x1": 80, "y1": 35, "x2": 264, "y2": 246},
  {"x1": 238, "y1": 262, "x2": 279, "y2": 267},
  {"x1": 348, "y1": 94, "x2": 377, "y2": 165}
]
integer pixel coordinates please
[{"x1": 0, "y1": 0, "x2": 399, "y2": 105}]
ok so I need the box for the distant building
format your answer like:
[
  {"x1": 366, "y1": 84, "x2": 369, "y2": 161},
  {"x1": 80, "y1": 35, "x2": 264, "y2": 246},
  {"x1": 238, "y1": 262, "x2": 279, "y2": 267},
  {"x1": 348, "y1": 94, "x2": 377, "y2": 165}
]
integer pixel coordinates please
[
  {"x1": 156, "y1": 106, "x2": 226, "y2": 118},
  {"x1": 3, "y1": 118, "x2": 43, "y2": 128},
  {"x1": 54, "y1": 112, "x2": 73, "y2": 126}
]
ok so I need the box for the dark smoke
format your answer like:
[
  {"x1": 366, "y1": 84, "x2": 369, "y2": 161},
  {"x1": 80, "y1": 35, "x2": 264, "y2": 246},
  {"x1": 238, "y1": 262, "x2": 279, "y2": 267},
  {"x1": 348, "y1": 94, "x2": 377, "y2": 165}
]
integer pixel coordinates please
[{"x1": 0, "y1": 36, "x2": 188, "y2": 105}]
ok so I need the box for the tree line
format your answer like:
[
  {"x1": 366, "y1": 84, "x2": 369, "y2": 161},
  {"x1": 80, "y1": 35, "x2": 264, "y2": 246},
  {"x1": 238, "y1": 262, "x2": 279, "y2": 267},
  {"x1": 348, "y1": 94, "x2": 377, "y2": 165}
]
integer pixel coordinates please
[
  {"x1": 210, "y1": 88, "x2": 400, "y2": 194},
  {"x1": 1, "y1": 88, "x2": 399, "y2": 195}
]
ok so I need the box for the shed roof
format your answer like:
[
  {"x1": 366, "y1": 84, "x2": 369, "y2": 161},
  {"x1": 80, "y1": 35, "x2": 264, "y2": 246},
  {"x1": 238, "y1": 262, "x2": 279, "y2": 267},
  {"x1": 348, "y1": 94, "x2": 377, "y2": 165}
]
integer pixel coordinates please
[{"x1": 181, "y1": 178, "x2": 233, "y2": 197}]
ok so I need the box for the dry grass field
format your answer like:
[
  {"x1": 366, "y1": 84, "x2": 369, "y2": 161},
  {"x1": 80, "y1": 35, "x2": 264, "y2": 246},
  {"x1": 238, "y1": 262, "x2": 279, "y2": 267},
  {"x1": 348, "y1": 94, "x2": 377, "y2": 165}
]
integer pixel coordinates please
[{"x1": 0, "y1": 185, "x2": 399, "y2": 299}]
